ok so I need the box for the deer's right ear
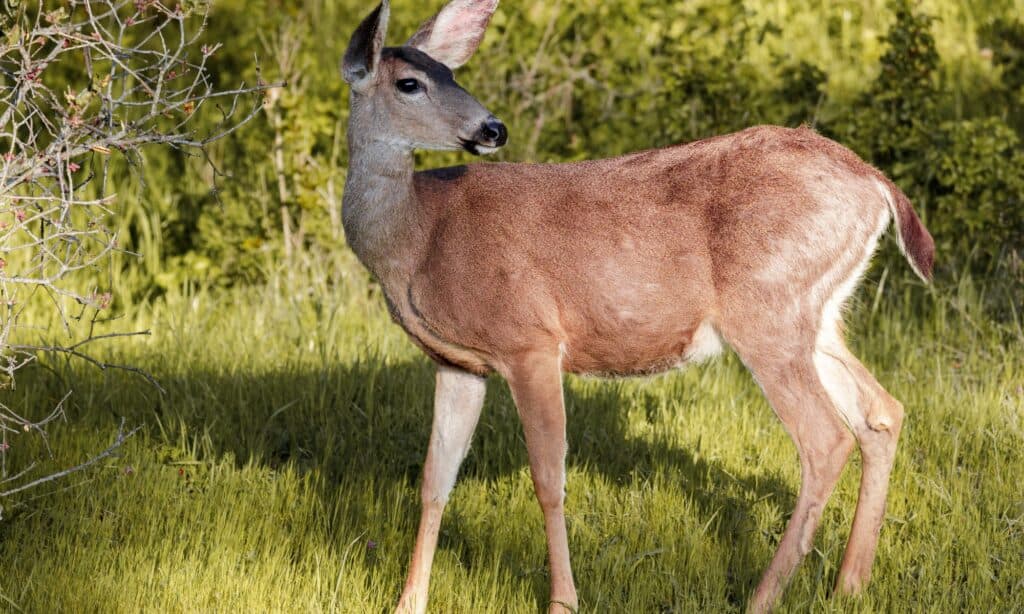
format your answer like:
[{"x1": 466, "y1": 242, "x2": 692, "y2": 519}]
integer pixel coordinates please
[
  {"x1": 342, "y1": 1, "x2": 390, "y2": 90},
  {"x1": 406, "y1": 0, "x2": 498, "y2": 69}
]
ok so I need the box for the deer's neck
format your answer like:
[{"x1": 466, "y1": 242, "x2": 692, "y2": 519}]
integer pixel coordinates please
[{"x1": 342, "y1": 127, "x2": 422, "y2": 284}]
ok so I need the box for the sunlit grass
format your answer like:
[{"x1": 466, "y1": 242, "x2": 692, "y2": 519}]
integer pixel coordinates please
[{"x1": 0, "y1": 250, "x2": 1020, "y2": 612}]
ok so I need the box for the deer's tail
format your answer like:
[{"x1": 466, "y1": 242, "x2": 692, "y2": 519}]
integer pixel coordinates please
[{"x1": 876, "y1": 178, "x2": 935, "y2": 281}]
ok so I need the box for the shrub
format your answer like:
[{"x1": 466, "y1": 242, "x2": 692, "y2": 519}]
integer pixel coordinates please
[{"x1": 926, "y1": 117, "x2": 1024, "y2": 270}]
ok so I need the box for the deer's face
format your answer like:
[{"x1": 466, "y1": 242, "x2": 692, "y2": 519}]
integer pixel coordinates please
[
  {"x1": 342, "y1": 1, "x2": 506, "y2": 155},
  {"x1": 356, "y1": 47, "x2": 505, "y2": 154}
]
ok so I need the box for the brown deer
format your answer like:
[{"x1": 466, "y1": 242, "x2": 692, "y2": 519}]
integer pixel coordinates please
[{"x1": 340, "y1": 1, "x2": 934, "y2": 612}]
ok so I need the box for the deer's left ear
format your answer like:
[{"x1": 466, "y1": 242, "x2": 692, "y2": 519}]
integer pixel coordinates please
[
  {"x1": 342, "y1": 1, "x2": 390, "y2": 90},
  {"x1": 406, "y1": 0, "x2": 498, "y2": 69}
]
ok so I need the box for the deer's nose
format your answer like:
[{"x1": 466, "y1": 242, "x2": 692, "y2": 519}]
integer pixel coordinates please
[{"x1": 478, "y1": 117, "x2": 507, "y2": 147}]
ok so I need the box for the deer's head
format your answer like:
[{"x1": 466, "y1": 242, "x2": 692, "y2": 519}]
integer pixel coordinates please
[{"x1": 342, "y1": 0, "x2": 506, "y2": 155}]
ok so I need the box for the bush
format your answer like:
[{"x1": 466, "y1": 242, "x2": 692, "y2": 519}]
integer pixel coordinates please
[
  {"x1": 821, "y1": 1, "x2": 1023, "y2": 285},
  {"x1": 926, "y1": 118, "x2": 1024, "y2": 268}
]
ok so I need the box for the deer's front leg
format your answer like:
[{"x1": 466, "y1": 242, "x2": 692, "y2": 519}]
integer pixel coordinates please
[
  {"x1": 396, "y1": 366, "x2": 486, "y2": 614},
  {"x1": 506, "y1": 352, "x2": 578, "y2": 613}
]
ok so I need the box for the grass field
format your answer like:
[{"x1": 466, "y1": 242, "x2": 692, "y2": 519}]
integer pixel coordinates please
[{"x1": 0, "y1": 252, "x2": 1021, "y2": 613}]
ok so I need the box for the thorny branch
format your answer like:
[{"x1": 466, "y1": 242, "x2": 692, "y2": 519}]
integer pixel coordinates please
[{"x1": 0, "y1": 0, "x2": 274, "y2": 502}]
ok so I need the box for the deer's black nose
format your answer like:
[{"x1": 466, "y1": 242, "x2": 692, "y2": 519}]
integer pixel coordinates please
[{"x1": 478, "y1": 117, "x2": 507, "y2": 147}]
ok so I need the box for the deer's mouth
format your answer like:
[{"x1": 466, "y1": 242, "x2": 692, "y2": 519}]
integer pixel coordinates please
[{"x1": 459, "y1": 138, "x2": 496, "y2": 156}]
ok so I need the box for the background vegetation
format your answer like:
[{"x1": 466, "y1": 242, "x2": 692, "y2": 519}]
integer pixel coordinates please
[
  {"x1": 53, "y1": 0, "x2": 1023, "y2": 300},
  {"x1": 0, "y1": 0, "x2": 1022, "y2": 612}
]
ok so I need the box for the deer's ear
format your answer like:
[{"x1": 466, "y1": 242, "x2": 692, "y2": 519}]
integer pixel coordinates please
[
  {"x1": 406, "y1": 0, "x2": 498, "y2": 69},
  {"x1": 342, "y1": 1, "x2": 390, "y2": 89}
]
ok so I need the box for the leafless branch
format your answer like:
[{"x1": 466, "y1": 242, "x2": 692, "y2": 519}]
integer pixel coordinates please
[
  {"x1": 0, "y1": 0, "x2": 273, "y2": 501},
  {"x1": 0, "y1": 418, "x2": 139, "y2": 499}
]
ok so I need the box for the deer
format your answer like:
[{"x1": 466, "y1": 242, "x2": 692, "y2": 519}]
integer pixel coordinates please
[{"x1": 339, "y1": 1, "x2": 934, "y2": 612}]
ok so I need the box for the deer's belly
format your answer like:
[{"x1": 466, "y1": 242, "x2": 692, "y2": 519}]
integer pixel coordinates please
[
  {"x1": 559, "y1": 318, "x2": 723, "y2": 377},
  {"x1": 393, "y1": 269, "x2": 722, "y2": 378}
]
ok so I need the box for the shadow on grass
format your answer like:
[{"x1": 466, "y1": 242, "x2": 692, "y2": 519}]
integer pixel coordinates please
[{"x1": 16, "y1": 355, "x2": 793, "y2": 609}]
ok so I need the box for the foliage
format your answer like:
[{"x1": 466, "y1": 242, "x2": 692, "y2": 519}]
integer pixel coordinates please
[
  {"x1": 978, "y1": 16, "x2": 1024, "y2": 131},
  {"x1": 926, "y1": 117, "x2": 1024, "y2": 269},
  {"x1": 813, "y1": 1, "x2": 1023, "y2": 292},
  {"x1": 833, "y1": 0, "x2": 941, "y2": 182}
]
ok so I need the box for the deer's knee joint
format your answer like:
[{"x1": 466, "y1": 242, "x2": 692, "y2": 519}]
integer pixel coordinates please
[
  {"x1": 531, "y1": 468, "x2": 567, "y2": 510},
  {"x1": 533, "y1": 482, "x2": 566, "y2": 511},
  {"x1": 865, "y1": 394, "x2": 904, "y2": 434}
]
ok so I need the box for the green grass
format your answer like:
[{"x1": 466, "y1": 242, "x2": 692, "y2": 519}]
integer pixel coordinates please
[{"x1": 0, "y1": 253, "x2": 1021, "y2": 613}]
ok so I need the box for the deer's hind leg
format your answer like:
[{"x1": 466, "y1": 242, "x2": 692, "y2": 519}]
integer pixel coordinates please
[
  {"x1": 812, "y1": 321, "x2": 904, "y2": 595},
  {"x1": 722, "y1": 326, "x2": 857, "y2": 614}
]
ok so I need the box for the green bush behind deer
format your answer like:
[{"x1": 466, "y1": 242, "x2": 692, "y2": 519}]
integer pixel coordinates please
[{"x1": 87, "y1": 0, "x2": 1021, "y2": 310}]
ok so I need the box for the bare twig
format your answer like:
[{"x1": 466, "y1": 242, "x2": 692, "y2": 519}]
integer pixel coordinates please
[
  {"x1": 0, "y1": 418, "x2": 140, "y2": 498},
  {"x1": 13, "y1": 338, "x2": 166, "y2": 394}
]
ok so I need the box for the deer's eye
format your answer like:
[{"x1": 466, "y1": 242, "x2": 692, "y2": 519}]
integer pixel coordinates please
[{"x1": 395, "y1": 78, "x2": 422, "y2": 94}]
